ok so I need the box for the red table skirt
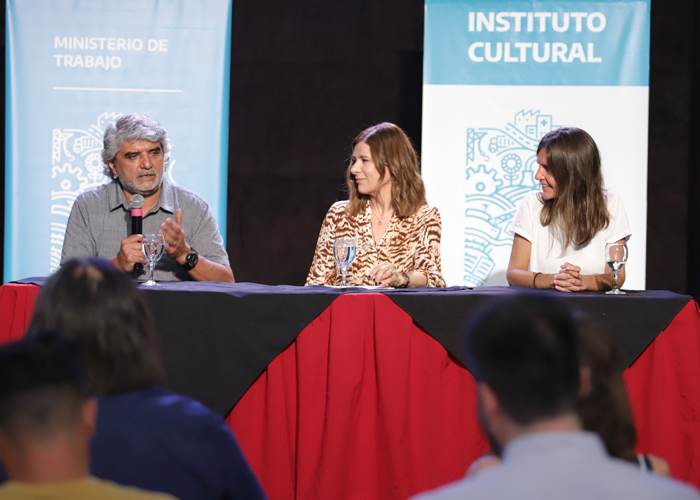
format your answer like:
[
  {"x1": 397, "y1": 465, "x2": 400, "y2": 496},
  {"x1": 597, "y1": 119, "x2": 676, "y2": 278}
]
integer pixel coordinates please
[
  {"x1": 227, "y1": 294, "x2": 700, "y2": 500},
  {"x1": 0, "y1": 284, "x2": 41, "y2": 344},
  {"x1": 624, "y1": 299, "x2": 700, "y2": 484}
]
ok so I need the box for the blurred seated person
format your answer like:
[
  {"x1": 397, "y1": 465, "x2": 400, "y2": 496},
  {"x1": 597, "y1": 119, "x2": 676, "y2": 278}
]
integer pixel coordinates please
[
  {"x1": 576, "y1": 314, "x2": 671, "y2": 476},
  {"x1": 0, "y1": 331, "x2": 176, "y2": 500},
  {"x1": 306, "y1": 122, "x2": 446, "y2": 288},
  {"x1": 465, "y1": 312, "x2": 672, "y2": 479},
  {"x1": 7, "y1": 258, "x2": 266, "y2": 500},
  {"x1": 413, "y1": 293, "x2": 696, "y2": 500},
  {"x1": 61, "y1": 113, "x2": 234, "y2": 282},
  {"x1": 507, "y1": 127, "x2": 631, "y2": 292}
]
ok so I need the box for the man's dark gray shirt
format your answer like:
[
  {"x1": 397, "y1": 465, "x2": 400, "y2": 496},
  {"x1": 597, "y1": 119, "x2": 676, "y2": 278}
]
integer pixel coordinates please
[{"x1": 61, "y1": 178, "x2": 230, "y2": 281}]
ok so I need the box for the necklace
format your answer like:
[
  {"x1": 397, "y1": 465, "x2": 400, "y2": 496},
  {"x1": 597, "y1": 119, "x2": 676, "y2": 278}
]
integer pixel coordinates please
[{"x1": 373, "y1": 211, "x2": 392, "y2": 225}]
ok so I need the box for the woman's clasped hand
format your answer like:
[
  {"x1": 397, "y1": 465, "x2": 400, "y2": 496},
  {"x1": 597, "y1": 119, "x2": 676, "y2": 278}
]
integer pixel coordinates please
[
  {"x1": 368, "y1": 262, "x2": 409, "y2": 288},
  {"x1": 553, "y1": 263, "x2": 583, "y2": 292}
]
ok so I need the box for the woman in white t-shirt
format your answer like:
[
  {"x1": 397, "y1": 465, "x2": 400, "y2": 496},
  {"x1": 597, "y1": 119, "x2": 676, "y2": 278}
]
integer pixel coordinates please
[{"x1": 506, "y1": 127, "x2": 631, "y2": 292}]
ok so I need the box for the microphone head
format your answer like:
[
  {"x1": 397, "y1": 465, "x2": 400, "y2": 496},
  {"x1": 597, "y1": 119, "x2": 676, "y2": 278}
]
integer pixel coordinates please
[{"x1": 129, "y1": 194, "x2": 145, "y2": 210}]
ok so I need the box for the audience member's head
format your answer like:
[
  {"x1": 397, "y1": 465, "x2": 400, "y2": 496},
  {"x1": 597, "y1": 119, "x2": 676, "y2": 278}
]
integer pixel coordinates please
[
  {"x1": 464, "y1": 293, "x2": 580, "y2": 448},
  {"x1": 575, "y1": 314, "x2": 637, "y2": 462},
  {"x1": 0, "y1": 330, "x2": 95, "y2": 482},
  {"x1": 465, "y1": 312, "x2": 635, "y2": 473},
  {"x1": 28, "y1": 257, "x2": 163, "y2": 396}
]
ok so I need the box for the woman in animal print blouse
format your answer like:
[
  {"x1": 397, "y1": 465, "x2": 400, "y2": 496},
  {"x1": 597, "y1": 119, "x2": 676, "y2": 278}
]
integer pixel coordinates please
[{"x1": 306, "y1": 122, "x2": 446, "y2": 288}]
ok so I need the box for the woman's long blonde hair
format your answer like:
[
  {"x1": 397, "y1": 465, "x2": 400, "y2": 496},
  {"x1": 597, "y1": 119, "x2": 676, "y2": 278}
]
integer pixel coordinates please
[
  {"x1": 538, "y1": 127, "x2": 610, "y2": 248},
  {"x1": 345, "y1": 122, "x2": 426, "y2": 218}
]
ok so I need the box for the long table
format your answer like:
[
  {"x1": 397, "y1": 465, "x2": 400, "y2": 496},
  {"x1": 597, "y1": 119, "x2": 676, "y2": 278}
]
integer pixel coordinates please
[{"x1": 1, "y1": 282, "x2": 699, "y2": 499}]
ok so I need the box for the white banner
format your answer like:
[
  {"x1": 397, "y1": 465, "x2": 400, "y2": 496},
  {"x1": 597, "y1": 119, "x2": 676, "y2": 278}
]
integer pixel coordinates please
[
  {"x1": 422, "y1": 1, "x2": 650, "y2": 289},
  {"x1": 5, "y1": 0, "x2": 232, "y2": 281}
]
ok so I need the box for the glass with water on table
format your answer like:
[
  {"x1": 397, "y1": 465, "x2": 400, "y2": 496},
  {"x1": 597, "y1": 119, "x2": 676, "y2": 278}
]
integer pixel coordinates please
[
  {"x1": 605, "y1": 242, "x2": 628, "y2": 295},
  {"x1": 141, "y1": 233, "x2": 165, "y2": 287},
  {"x1": 333, "y1": 237, "x2": 356, "y2": 288}
]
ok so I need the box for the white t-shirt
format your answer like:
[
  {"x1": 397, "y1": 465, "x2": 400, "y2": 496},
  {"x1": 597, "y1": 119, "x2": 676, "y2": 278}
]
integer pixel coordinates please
[{"x1": 509, "y1": 191, "x2": 631, "y2": 275}]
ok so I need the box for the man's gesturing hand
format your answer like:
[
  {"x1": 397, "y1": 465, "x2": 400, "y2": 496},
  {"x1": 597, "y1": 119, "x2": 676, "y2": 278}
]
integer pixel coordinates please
[{"x1": 160, "y1": 209, "x2": 189, "y2": 263}]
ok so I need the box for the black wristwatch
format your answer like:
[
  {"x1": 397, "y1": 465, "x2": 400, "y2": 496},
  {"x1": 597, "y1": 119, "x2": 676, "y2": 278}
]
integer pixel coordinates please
[{"x1": 181, "y1": 248, "x2": 199, "y2": 271}]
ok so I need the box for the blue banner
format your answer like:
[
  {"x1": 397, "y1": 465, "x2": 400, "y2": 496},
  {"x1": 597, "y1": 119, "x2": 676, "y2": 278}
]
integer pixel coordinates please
[
  {"x1": 422, "y1": 0, "x2": 650, "y2": 289},
  {"x1": 425, "y1": 0, "x2": 650, "y2": 86},
  {"x1": 5, "y1": 0, "x2": 232, "y2": 281}
]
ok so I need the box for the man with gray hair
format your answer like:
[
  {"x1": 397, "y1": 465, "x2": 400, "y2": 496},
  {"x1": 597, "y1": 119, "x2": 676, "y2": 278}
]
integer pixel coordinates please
[{"x1": 61, "y1": 114, "x2": 234, "y2": 282}]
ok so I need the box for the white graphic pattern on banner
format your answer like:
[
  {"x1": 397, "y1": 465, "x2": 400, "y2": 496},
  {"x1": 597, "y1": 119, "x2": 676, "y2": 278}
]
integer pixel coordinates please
[
  {"x1": 464, "y1": 110, "x2": 559, "y2": 286},
  {"x1": 50, "y1": 113, "x2": 112, "y2": 273}
]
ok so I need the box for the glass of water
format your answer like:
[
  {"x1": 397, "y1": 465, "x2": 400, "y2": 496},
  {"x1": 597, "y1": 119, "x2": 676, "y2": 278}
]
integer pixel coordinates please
[
  {"x1": 333, "y1": 237, "x2": 356, "y2": 287},
  {"x1": 605, "y1": 242, "x2": 628, "y2": 295},
  {"x1": 141, "y1": 233, "x2": 165, "y2": 286}
]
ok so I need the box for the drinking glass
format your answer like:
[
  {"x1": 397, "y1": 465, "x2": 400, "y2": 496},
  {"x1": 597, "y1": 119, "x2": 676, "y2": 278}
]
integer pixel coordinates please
[
  {"x1": 333, "y1": 237, "x2": 356, "y2": 287},
  {"x1": 141, "y1": 233, "x2": 165, "y2": 287},
  {"x1": 605, "y1": 242, "x2": 628, "y2": 295}
]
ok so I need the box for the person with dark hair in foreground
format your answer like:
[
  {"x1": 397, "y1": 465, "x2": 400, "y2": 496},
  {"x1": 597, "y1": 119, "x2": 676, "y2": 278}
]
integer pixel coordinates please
[
  {"x1": 306, "y1": 122, "x2": 446, "y2": 287},
  {"x1": 466, "y1": 312, "x2": 674, "y2": 479},
  {"x1": 413, "y1": 294, "x2": 697, "y2": 500},
  {"x1": 0, "y1": 331, "x2": 176, "y2": 499},
  {"x1": 0, "y1": 258, "x2": 267, "y2": 500}
]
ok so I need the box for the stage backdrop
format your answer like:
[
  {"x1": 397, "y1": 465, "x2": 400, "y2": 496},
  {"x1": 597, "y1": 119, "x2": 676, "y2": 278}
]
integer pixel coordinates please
[
  {"x1": 5, "y1": 0, "x2": 232, "y2": 282},
  {"x1": 422, "y1": 0, "x2": 650, "y2": 289}
]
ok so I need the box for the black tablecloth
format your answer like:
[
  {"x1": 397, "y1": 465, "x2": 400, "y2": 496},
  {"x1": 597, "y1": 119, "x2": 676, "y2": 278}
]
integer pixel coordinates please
[
  {"x1": 15, "y1": 278, "x2": 692, "y2": 415},
  {"x1": 383, "y1": 287, "x2": 692, "y2": 371}
]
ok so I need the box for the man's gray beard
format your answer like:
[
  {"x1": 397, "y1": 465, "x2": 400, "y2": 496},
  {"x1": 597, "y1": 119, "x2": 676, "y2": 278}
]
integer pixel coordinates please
[{"x1": 116, "y1": 173, "x2": 163, "y2": 198}]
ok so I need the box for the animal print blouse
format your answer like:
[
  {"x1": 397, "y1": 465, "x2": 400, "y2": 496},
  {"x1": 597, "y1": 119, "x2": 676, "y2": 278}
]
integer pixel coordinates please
[{"x1": 305, "y1": 201, "x2": 447, "y2": 287}]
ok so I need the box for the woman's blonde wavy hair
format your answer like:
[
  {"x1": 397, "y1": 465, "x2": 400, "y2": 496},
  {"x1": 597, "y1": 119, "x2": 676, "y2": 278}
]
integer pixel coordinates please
[
  {"x1": 345, "y1": 122, "x2": 427, "y2": 218},
  {"x1": 537, "y1": 127, "x2": 610, "y2": 248}
]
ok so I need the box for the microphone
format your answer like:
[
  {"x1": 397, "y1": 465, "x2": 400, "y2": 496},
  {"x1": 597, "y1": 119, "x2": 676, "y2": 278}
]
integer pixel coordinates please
[{"x1": 129, "y1": 194, "x2": 145, "y2": 273}]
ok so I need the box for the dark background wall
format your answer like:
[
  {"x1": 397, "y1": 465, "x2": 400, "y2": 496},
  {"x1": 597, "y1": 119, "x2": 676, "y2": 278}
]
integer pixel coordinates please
[
  {"x1": 225, "y1": 1, "x2": 425, "y2": 286},
  {"x1": 1, "y1": 1, "x2": 699, "y2": 296}
]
